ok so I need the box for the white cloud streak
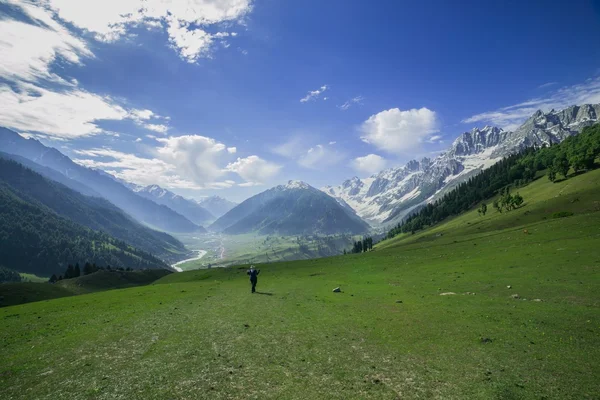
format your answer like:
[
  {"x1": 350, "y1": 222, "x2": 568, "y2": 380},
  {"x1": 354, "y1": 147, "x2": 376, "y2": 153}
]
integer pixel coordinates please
[
  {"x1": 463, "y1": 77, "x2": 600, "y2": 131},
  {"x1": 0, "y1": 3, "x2": 168, "y2": 139},
  {"x1": 300, "y1": 85, "x2": 329, "y2": 103},
  {"x1": 338, "y1": 95, "x2": 364, "y2": 111},
  {"x1": 297, "y1": 144, "x2": 344, "y2": 169}
]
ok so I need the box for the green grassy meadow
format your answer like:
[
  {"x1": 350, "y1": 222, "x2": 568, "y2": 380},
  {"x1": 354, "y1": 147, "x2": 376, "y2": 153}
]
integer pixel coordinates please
[{"x1": 1, "y1": 170, "x2": 599, "y2": 399}]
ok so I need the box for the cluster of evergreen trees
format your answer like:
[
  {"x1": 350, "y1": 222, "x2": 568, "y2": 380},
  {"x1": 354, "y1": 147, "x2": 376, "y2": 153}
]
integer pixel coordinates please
[
  {"x1": 49, "y1": 262, "x2": 134, "y2": 282},
  {"x1": 386, "y1": 123, "x2": 600, "y2": 239},
  {"x1": 347, "y1": 237, "x2": 374, "y2": 254}
]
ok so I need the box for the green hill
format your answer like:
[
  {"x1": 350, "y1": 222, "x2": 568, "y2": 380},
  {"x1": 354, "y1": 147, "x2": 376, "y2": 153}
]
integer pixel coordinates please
[
  {"x1": 0, "y1": 156, "x2": 188, "y2": 263},
  {"x1": 0, "y1": 269, "x2": 171, "y2": 307},
  {"x1": 0, "y1": 166, "x2": 598, "y2": 398},
  {"x1": 0, "y1": 179, "x2": 171, "y2": 276}
]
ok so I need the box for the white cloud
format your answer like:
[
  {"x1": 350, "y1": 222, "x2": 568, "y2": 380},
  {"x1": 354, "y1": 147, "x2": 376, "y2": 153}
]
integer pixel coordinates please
[
  {"x1": 0, "y1": 1, "x2": 92, "y2": 84},
  {"x1": 226, "y1": 155, "x2": 281, "y2": 184},
  {"x1": 73, "y1": 148, "x2": 200, "y2": 189},
  {"x1": 135, "y1": 138, "x2": 142, "y2": 142},
  {"x1": 361, "y1": 107, "x2": 439, "y2": 155},
  {"x1": 538, "y1": 82, "x2": 557, "y2": 89},
  {"x1": 38, "y1": 0, "x2": 252, "y2": 62},
  {"x1": 272, "y1": 137, "x2": 303, "y2": 158},
  {"x1": 145, "y1": 124, "x2": 170, "y2": 133},
  {"x1": 0, "y1": 82, "x2": 129, "y2": 139},
  {"x1": 129, "y1": 109, "x2": 155, "y2": 122},
  {"x1": 227, "y1": 147, "x2": 237, "y2": 154},
  {"x1": 338, "y1": 95, "x2": 364, "y2": 111},
  {"x1": 463, "y1": 77, "x2": 600, "y2": 131},
  {"x1": 238, "y1": 181, "x2": 262, "y2": 187},
  {"x1": 426, "y1": 135, "x2": 443, "y2": 143},
  {"x1": 0, "y1": 4, "x2": 169, "y2": 139},
  {"x1": 300, "y1": 85, "x2": 329, "y2": 103},
  {"x1": 73, "y1": 135, "x2": 280, "y2": 189},
  {"x1": 155, "y1": 135, "x2": 230, "y2": 184},
  {"x1": 297, "y1": 144, "x2": 344, "y2": 169},
  {"x1": 329, "y1": 141, "x2": 337, "y2": 145},
  {"x1": 351, "y1": 154, "x2": 388, "y2": 176}
]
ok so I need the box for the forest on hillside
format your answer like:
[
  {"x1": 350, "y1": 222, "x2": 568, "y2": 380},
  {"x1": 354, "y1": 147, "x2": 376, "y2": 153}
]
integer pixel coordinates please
[
  {"x1": 386, "y1": 123, "x2": 600, "y2": 238},
  {"x1": 0, "y1": 183, "x2": 170, "y2": 276}
]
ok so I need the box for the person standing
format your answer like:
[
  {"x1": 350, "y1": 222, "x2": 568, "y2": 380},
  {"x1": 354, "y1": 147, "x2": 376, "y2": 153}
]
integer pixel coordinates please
[{"x1": 247, "y1": 265, "x2": 260, "y2": 293}]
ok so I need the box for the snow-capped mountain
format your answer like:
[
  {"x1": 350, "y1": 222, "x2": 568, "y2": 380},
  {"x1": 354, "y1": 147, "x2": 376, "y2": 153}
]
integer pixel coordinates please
[
  {"x1": 210, "y1": 180, "x2": 369, "y2": 235},
  {"x1": 195, "y1": 195, "x2": 237, "y2": 218},
  {"x1": 324, "y1": 104, "x2": 600, "y2": 227},
  {"x1": 135, "y1": 184, "x2": 214, "y2": 225}
]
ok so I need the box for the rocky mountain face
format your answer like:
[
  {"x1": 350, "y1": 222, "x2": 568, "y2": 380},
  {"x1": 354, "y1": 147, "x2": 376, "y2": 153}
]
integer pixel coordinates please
[
  {"x1": 135, "y1": 185, "x2": 214, "y2": 225},
  {"x1": 210, "y1": 180, "x2": 370, "y2": 235},
  {"x1": 324, "y1": 104, "x2": 600, "y2": 227},
  {"x1": 196, "y1": 196, "x2": 237, "y2": 218}
]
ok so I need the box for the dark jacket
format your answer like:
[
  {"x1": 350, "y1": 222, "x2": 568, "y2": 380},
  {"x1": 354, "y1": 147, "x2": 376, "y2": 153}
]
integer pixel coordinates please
[{"x1": 247, "y1": 269, "x2": 260, "y2": 281}]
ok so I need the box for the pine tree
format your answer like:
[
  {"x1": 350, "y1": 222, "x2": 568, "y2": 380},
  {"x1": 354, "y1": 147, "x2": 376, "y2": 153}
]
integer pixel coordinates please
[
  {"x1": 74, "y1": 264, "x2": 81, "y2": 277},
  {"x1": 49, "y1": 274, "x2": 57, "y2": 283}
]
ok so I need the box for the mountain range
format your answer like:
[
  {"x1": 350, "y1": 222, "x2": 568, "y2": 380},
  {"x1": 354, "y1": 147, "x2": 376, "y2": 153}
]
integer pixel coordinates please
[
  {"x1": 210, "y1": 180, "x2": 369, "y2": 235},
  {"x1": 0, "y1": 155, "x2": 187, "y2": 261},
  {"x1": 135, "y1": 185, "x2": 214, "y2": 225},
  {"x1": 0, "y1": 128, "x2": 204, "y2": 233},
  {"x1": 324, "y1": 104, "x2": 600, "y2": 226},
  {"x1": 0, "y1": 157, "x2": 173, "y2": 275}
]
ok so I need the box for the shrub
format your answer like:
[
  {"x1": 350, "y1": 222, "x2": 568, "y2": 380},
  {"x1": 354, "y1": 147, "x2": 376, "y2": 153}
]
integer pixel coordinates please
[{"x1": 552, "y1": 211, "x2": 574, "y2": 219}]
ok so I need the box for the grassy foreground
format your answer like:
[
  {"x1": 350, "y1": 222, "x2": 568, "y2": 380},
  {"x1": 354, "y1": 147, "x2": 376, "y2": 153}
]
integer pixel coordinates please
[{"x1": 1, "y1": 171, "x2": 599, "y2": 399}]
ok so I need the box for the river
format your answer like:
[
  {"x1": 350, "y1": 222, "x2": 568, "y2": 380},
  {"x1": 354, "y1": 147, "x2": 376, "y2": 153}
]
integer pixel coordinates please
[{"x1": 171, "y1": 250, "x2": 207, "y2": 272}]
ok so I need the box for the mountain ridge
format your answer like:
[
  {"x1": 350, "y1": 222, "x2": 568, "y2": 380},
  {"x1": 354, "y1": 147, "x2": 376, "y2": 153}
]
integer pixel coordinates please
[
  {"x1": 210, "y1": 180, "x2": 370, "y2": 235},
  {"x1": 135, "y1": 184, "x2": 214, "y2": 225},
  {"x1": 0, "y1": 128, "x2": 204, "y2": 233},
  {"x1": 324, "y1": 104, "x2": 600, "y2": 226}
]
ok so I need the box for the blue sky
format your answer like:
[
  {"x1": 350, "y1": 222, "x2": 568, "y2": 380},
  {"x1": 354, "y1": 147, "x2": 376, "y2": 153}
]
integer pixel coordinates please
[{"x1": 1, "y1": 0, "x2": 600, "y2": 202}]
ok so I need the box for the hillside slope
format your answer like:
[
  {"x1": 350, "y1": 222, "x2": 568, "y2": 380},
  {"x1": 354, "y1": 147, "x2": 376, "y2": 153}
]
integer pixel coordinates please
[
  {"x1": 0, "y1": 157, "x2": 187, "y2": 262},
  {"x1": 0, "y1": 176, "x2": 172, "y2": 276},
  {"x1": 0, "y1": 127, "x2": 203, "y2": 233},
  {"x1": 211, "y1": 180, "x2": 370, "y2": 235},
  {"x1": 1, "y1": 168, "x2": 598, "y2": 399}
]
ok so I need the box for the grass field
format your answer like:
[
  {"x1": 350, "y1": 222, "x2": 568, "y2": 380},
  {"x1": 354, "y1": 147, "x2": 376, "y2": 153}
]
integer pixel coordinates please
[
  {"x1": 0, "y1": 269, "x2": 171, "y2": 307},
  {"x1": 1, "y1": 170, "x2": 599, "y2": 399}
]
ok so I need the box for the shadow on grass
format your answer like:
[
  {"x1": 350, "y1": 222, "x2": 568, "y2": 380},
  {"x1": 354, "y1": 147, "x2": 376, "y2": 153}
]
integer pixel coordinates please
[{"x1": 255, "y1": 292, "x2": 273, "y2": 296}]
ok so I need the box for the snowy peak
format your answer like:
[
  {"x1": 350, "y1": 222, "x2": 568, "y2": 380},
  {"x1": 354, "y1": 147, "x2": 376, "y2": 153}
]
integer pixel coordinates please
[
  {"x1": 139, "y1": 184, "x2": 169, "y2": 198},
  {"x1": 280, "y1": 180, "x2": 311, "y2": 190},
  {"x1": 449, "y1": 125, "x2": 505, "y2": 157}
]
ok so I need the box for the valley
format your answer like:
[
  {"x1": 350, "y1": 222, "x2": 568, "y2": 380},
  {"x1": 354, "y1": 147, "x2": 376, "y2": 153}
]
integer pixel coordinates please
[
  {"x1": 2, "y1": 161, "x2": 598, "y2": 399},
  {"x1": 172, "y1": 232, "x2": 360, "y2": 270}
]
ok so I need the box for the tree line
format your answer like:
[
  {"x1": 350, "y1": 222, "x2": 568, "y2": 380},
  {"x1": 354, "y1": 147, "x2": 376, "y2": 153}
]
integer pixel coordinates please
[
  {"x1": 48, "y1": 262, "x2": 135, "y2": 283},
  {"x1": 345, "y1": 236, "x2": 374, "y2": 254},
  {"x1": 0, "y1": 183, "x2": 169, "y2": 276},
  {"x1": 386, "y1": 123, "x2": 600, "y2": 239}
]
